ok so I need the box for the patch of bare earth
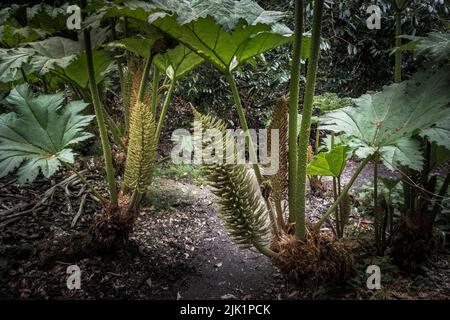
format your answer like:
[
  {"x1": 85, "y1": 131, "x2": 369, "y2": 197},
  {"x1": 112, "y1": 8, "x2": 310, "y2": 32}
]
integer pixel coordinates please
[{"x1": 0, "y1": 161, "x2": 448, "y2": 299}]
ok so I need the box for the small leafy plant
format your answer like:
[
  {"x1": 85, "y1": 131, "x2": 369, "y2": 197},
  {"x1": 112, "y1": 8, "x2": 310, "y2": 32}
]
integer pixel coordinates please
[
  {"x1": 320, "y1": 62, "x2": 450, "y2": 254},
  {"x1": 307, "y1": 144, "x2": 351, "y2": 237},
  {"x1": 0, "y1": 84, "x2": 95, "y2": 185}
]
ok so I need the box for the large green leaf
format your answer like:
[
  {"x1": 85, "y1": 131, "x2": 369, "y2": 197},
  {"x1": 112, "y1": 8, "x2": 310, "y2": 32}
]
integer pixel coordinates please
[
  {"x1": 29, "y1": 37, "x2": 81, "y2": 75},
  {"x1": 0, "y1": 25, "x2": 46, "y2": 47},
  {"x1": 306, "y1": 145, "x2": 349, "y2": 177},
  {"x1": 0, "y1": 85, "x2": 94, "y2": 184},
  {"x1": 0, "y1": 47, "x2": 35, "y2": 83},
  {"x1": 397, "y1": 32, "x2": 450, "y2": 61},
  {"x1": 64, "y1": 50, "x2": 113, "y2": 88},
  {"x1": 109, "y1": 36, "x2": 204, "y2": 80},
  {"x1": 420, "y1": 112, "x2": 450, "y2": 150},
  {"x1": 26, "y1": 3, "x2": 69, "y2": 33},
  {"x1": 102, "y1": 0, "x2": 300, "y2": 72},
  {"x1": 321, "y1": 65, "x2": 450, "y2": 171},
  {"x1": 151, "y1": 0, "x2": 287, "y2": 30},
  {"x1": 100, "y1": 0, "x2": 158, "y2": 25},
  {"x1": 27, "y1": 28, "x2": 109, "y2": 76},
  {"x1": 107, "y1": 37, "x2": 158, "y2": 59},
  {"x1": 86, "y1": 1, "x2": 160, "y2": 36},
  {"x1": 153, "y1": 44, "x2": 204, "y2": 80},
  {"x1": 147, "y1": 0, "x2": 301, "y2": 72},
  {"x1": 12, "y1": 34, "x2": 112, "y2": 87}
]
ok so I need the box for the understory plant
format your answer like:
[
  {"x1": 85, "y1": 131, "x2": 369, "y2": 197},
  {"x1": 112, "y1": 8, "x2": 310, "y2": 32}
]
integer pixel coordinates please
[
  {"x1": 0, "y1": 0, "x2": 448, "y2": 286},
  {"x1": 306, "y1": 144, "x2": 351, "y2": 238},
  {"x1": 79, "y1": 3, "x2": 205, "y2": 245},
  {"x1": 0, "y1": 1, "x2": 205, "y2": 248},
  {"x1": 186, "y1": 0, "x2": 357, "y2": 286},
  {"x1": 0, "y1": 85, "x2": 96, "y2": 188},
  {"x1": 320, "y1": 61, "x2": 450, "y2": 256},
  {"x1": 307, "y1": 93, "x2": 352, "y2": 195},
  {"x1": 389, "y1": 31, "x2": 450, "y2": 268}
]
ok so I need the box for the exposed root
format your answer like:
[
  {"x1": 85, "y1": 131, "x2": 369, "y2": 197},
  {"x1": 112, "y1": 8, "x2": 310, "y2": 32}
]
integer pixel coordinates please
[
  {"x1": 0, "y1": 171, "x2": 96, "y2": 228},
  {"x1": 71, "y1": 193, "x2": 88, "y2": 228},
  {"x1": 272, "y1": 228, "x2": 355, "y2": 288},
  {"x1": 38, "y1": 194, "x2": 138, "y2": 266}
]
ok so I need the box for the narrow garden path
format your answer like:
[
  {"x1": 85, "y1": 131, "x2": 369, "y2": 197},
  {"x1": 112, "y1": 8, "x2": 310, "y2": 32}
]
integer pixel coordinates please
[
  {"x1": 0, "y1": 162, "x2": 448, "y2": 299},
  {"x1": 135, "y1": 178, "x2": 280, "y2": 300}
]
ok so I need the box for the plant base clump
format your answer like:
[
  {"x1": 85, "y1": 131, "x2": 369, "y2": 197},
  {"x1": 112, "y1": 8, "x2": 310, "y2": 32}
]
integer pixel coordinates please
[
  {"x1": 89, "y1": 194, "x2": 136, "y2": 252},
  {"x1": 272, "y1": 229, "x2": 355, "y2": 287},
  {"x1": 37, "y1": 195, "x2": 138, "y2": 265},
  {"x1": 391, "y1": 215, "x2": 436, "y2": 272}
]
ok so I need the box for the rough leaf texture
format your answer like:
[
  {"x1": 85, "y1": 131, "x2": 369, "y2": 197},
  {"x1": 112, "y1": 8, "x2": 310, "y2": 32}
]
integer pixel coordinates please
[
  {"x1": 29, "y1": 36, "x2": 81, "y2": 74},
  {"x1": 151, "y1": 0, "x2": 287, "y2": 31},
  {"x1": 321, "y1": 65, "x2": 450, "y2": 171},
  {"x1": 0, "y1": 84, "x2": 94, "y2": 184},
  {"x1": 403, "y1": 31, "x2": 450, "y2": 62},
  {"x1": 153, "y1": 44, "x2": 204, "y2": 80},
  {"x1": 0, "y1": 47, "x2": 34, "y2": 83},
  {"x1": 416, "y1": 32, "x2": 450, "y2": 61},
  {"x1": 148, "y1": 0, "x2": 298, "y2": 71}
]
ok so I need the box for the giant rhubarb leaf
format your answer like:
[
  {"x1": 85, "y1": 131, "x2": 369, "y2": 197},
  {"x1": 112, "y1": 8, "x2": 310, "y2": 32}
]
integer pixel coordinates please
[
  {"x1": 0, "y1": 34, "x2": 113, "y2": 86},
  {"x1": 145, "y1": 0, "x2": 303, "y2": 72},
  {"x1": 0, "y1": 85, "x2": 94, "y2": 184},
  {"x1": 109, "y1": 36, "x2": 204, "y2": 80},
  {"x1": 104, "y1": 0, "x2": 301, "y2": 72},
  {"x1": 28, "y1": 36, "x2": 81, "y2": 75},
  {"x1": 153, "y1": 44, "x2": 204, "y2": 80},
  {"x1": 0, "y1": 25, "x2": 46, "y2": 47},
  {"x1": 64, "y1": 49, "x2": 113, "y2": 88},
  {"x1": 0, "y1": 47, "x2": 35, "y2": 83},
  {"x1": 321, "y1": 65, "x2": 450, "y2": 171},
  {"x1": 399, "y1": 32, "x2": 450, "y2": 62}
]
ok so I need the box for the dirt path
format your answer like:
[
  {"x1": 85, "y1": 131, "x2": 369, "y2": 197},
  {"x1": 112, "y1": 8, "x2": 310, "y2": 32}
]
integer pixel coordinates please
[
  {"x1": 0, "y1": 162, "x2": 448, "y2": 299},
  {"x1": 133, "y1": 178, "x2": 282, "y2": 300},
  {"x1": 0, "y1": 172, "x2": 284, "y2": 299}
]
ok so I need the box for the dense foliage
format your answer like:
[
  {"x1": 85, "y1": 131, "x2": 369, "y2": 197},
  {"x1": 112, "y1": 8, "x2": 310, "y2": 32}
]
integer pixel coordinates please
[{"x1": 0, "y1": 0, "x2": 449, "y2": 288}]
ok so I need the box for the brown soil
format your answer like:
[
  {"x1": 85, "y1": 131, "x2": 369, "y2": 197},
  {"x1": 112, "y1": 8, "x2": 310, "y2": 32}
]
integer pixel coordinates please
[{"x1": 0, "y1": 162, "x2": 448, "y2": 300}]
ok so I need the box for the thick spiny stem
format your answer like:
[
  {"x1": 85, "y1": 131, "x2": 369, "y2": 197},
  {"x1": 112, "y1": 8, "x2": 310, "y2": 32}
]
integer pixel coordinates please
[
  {"x1": 288, "y1": 0, "x2": 304, "y2": 223},
  {"x1": 295, "y1": 0, "x2": 325, "y2": 240}
]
